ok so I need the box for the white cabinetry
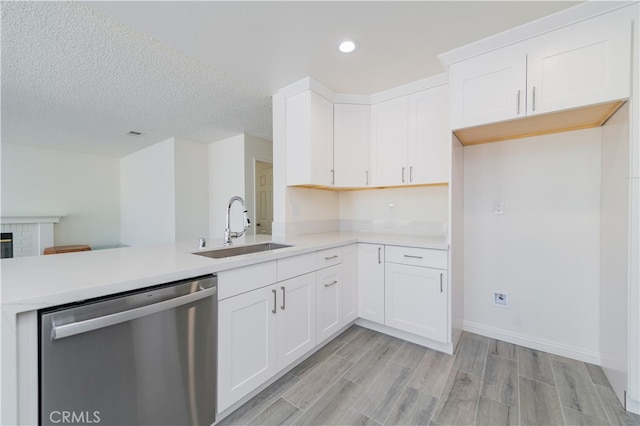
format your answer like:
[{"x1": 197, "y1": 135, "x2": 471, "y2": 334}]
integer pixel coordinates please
[
  {"x1": 450, "y1": 45, "x2": 526, "y2": 129},
  {"x1": 409, "y1": 85, "x2": 451, "y2": 184},
  {"x1": 286, "y1": 90, "x2": 334, "y2": 186},
  {"x1": 450, "y1": 15, "x2": 630, "y2": 130},
  {"x1": 277, "y1": 273, "x2": 317, "y2": 369},
  {"x1": 218, "y1": 285, "x2": 277, "y2": 412},
  {"x1": 316, "y1": 265, "x2": 342, "y2": 343},
  {"x1": 334, "y1": 104, "x2": 371, "y2": 187},
  {"x1": 384, "y1": 246, "x2": 448, "y2": 343},
  {"x1": 370, "y1": 96, "x2": 408, "y2": 186},
  {"x1": 358, "y1": 243, "x2": 385, "y2": 324},
  {"x1": 371, "y1": 86, "x2": 450, "y2": 186},
  {"x1": 342, "y1": 244, "x2": 358, "y2": 324},
  {"x1": 526, "y1": 17, "x2": 630, "y2": 116},
  {"x1": 218, "y1": 260, "x2": 314, "y2": 412}
]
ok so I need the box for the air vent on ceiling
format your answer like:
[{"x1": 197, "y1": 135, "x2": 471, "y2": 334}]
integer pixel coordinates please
[{"x1": 126, "y1": 131, "x2": 144, "y2": 137}]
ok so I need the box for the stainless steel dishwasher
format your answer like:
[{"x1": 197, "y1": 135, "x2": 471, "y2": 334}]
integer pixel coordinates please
[{"x1": 39, "y1": 274, "x2": 216, "y2": 426}]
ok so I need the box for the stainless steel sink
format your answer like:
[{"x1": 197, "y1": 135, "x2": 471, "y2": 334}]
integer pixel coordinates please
[{"x1": 193, "y1": 242, "x2": 292, "y2": 259}]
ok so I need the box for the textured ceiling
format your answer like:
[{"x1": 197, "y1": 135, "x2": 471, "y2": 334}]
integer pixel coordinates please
[
  {"x1": 1, "y1": 1, "x2": 272, "y2": 157},
  {"x1": 1, "y1": 1, "x2": 581, "y2": 158}
]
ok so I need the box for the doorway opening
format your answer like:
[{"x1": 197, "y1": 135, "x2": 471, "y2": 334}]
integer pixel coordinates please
[{"x1": 254, "y1": 160, "x2": 273, "y2": 235}]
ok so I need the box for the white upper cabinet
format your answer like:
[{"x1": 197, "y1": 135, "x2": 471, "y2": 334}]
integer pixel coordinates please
[
  {"x1": 334, "y1": 103, "x2": 371, "y2": 187},
  {"x1": 370, "y1": 96, "x2": 409, "y2": 186},
  {"x1": 526, "y1": 17, "x2": 631, "y2": 116},
  {"x1": 409, "y1": 85, "x2": 451, "y2": 184},
  {"x1": 371, "y1": 85, "x2": 450, "y2": 187},
  {"x1": 281, "y1": 78, "x2": 450, "y2": 188},
  {"x1": 450, "y1": 46, "x2": 526, "y2": 129},
  {"x1": 450, "y1": 14, "x2": 631, "y2": 130},
  {"x1": 286, "y1": 90, "x2": 334, "y2": 186}
]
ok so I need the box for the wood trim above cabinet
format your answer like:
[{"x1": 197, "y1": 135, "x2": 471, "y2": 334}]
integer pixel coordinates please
[
  {"x1": 454, "y1": 100, "x2": 625, "y2": 146},
  {"x1": 288, "y1": 182, "x2": 449, "y2": 191}
]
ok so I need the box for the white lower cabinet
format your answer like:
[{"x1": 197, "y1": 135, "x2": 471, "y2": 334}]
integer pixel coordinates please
[
  {"x1": 218, "y1": 274, "x2": 316, "y2": 412},
  {"x1": 358, "y1": 243, "x2": 385, "y2": 324},
  {"x1": 277, "y1": 273, "x2": 317, "y2": 369},
  {"x1": 218, "y1": 285, "x2": 277, "y2": 412},
  {"x1": 219, "y1": 242, "x2": 449, "y2": 414},
  {"x1": 385, "y1": 262, "x2": 448, "y2": 343},
  {"x1": 316, "y1": 265, "x2": 342, "y2": 343},
  {"x1": 341, "y1": 244, "x2": 358, "y2": 324}
]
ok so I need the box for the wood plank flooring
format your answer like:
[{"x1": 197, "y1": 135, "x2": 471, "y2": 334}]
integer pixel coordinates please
[{"x1": 217, "y1": 326, "x2": 640, "y2": 426}]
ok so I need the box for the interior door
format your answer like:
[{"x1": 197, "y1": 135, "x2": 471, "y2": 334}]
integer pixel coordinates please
[{"x1": 255, "y1": 161, "x2": 273, "y2": 235}]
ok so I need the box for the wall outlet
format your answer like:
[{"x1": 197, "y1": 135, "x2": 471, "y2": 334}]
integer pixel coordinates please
[
  {"x1": 494, "y1": 292, "x2": 508, "y2": 307},
  {"x1": 493, "y1": 201, "x2": 505, "y2": 215},
  {"x1": 291, "y1": 204, "x2": 300, "y2": 217}
]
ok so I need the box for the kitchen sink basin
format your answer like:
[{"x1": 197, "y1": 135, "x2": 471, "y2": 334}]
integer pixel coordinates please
[{"x1": 194, "y1": 242, "x2": 292, "y2": 259}]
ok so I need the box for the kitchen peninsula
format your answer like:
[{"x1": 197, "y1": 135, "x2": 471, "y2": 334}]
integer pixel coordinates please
[{"x1": 2, "y1": 232, "x2": 450, "y2": 423}]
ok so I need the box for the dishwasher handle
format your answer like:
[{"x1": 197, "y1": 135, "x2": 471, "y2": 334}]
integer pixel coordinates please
[{"x1": 51, "y1": 286, "x2": 216, "y2": 340}]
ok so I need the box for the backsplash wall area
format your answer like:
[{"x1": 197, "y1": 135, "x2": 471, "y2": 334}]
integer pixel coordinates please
[
  {"x1": 339, "y1": 185, "x2": 448, "y2": 235},
  {"x1": 284, "y1": 185, "x2": 448, "y2": 236}
]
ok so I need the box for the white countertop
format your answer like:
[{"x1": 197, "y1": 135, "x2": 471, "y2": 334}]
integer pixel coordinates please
[{"x1": 0, "y1": 232, "x2": 447, "y2": 313}]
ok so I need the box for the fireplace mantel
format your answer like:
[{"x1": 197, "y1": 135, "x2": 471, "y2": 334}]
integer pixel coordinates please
[
  {"x1": 0, "y1": 216, "x2": 63, "y2": 257},
  {"x1": 1, "y1": 216, "x2": 62, "y2": 225}
]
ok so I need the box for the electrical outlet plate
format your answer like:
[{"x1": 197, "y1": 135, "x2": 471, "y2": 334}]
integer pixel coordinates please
[
  {"x1": 494, "y1": 292, "x2": 508, "y2": 307},
  {"x1": 493, "y1": 201, "x2": 505, "y2": 215}
]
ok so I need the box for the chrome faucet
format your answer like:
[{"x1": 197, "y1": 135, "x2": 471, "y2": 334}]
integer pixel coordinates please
[{"x1": 224, "y1": 196, "x2": 251, "y2": 246}]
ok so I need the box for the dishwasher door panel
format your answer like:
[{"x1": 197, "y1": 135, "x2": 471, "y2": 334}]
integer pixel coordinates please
[{"x1": 40, "y1": 276, "x2": 216, "y2": 426}]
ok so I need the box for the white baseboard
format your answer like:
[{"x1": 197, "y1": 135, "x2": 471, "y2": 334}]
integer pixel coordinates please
[
  {"x1": 627, "y1": 396, "x2": 640, "y2": 415},
  {"x1": 356, "y1": 319, "x2": 454, "y2": 355},
  {"x1": 463, "y1": 320, "x2": 601, "y2": 365}
]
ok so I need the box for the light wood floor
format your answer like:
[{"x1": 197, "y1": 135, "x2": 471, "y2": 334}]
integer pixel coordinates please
[{"x1": 217, "y1": 325, "x2": 640, "y2": 426}]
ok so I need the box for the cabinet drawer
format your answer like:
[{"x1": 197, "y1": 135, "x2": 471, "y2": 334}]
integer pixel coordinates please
[
  {"x1": 385, "y1": 246, "x2": 447, "y2": 269},
  {"x1": 277, "y1": 252, "x2": 316, "y2": 281},
  {"x1": 315, "y1": 247, "x2": 342, "y2": 269},
  {"x1": 218, "y1": 261, "x2": 277, "y2": 300}
]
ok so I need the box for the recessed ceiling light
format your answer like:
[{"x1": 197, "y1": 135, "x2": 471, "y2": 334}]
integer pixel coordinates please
[{"x1": 338, "y1": 39, "x2": 359, "y2": 54}]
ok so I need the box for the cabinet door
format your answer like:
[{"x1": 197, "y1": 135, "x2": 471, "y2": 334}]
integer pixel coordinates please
[
  {"x1": 385, "y1": 264, "x2": 447, "y2": 343},
  {"x1": 358, "y1": 244, "x2": 385, "y2": 324},
  {"x1": 277, "y1": 273, "x2": 316, "y2": 370},
  {"x1": 527, "y1": 17, "x2": 630, "y2": 116},
  {"x1": 450, "y1": 45, "x2": 526, "y2": 129},
  {"x1": 341, "y1": 244, "x2": 358, "y2": 324},
  {"x1": 370, "y1": 96, "x2": 409, "y2": 186},
  {"x1": 334, "y1": 104, "x2": 371, "y2": 187},
  {"x1": 408, "y1": 85, "x2": 451, "y2": 185},
  {"x1": 218, "y1": 285, "x2": 277, "y2": 411},
  {"x1": 286, "y1": 90, "x2": 334, "y2": 186},
  {"x1": 316, "y1": 265, "x2": 343, "y2": 343}
]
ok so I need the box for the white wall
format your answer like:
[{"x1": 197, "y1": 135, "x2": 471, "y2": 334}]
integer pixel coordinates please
[
  {"x1": 599, "y1": 104, "x2": 630, "y2": 399},
  {"x1": 339, "y1": 185, "x2": 448, "y2": 235},
  {"x1": 120, "y1": 138, "x2": 175, "y2": 246},
  {"x1": 272, "y1": 93, "x2": 287, "y2": 238},
  {"x1": 1, "y1": 143, "x2": 120, "y2": 249},
  {"x1": 450, "y1": 136, "x2": 465, "y2": 340},
  {"x1": 209, "y1": 135, "x2": 245, "y2": 239},
  {"x1": 463, "y1": 128, "x2": 603, "y2": 362},
  {"x1": 174, "y1": 137, "x2": 209, "y2": 242}
]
